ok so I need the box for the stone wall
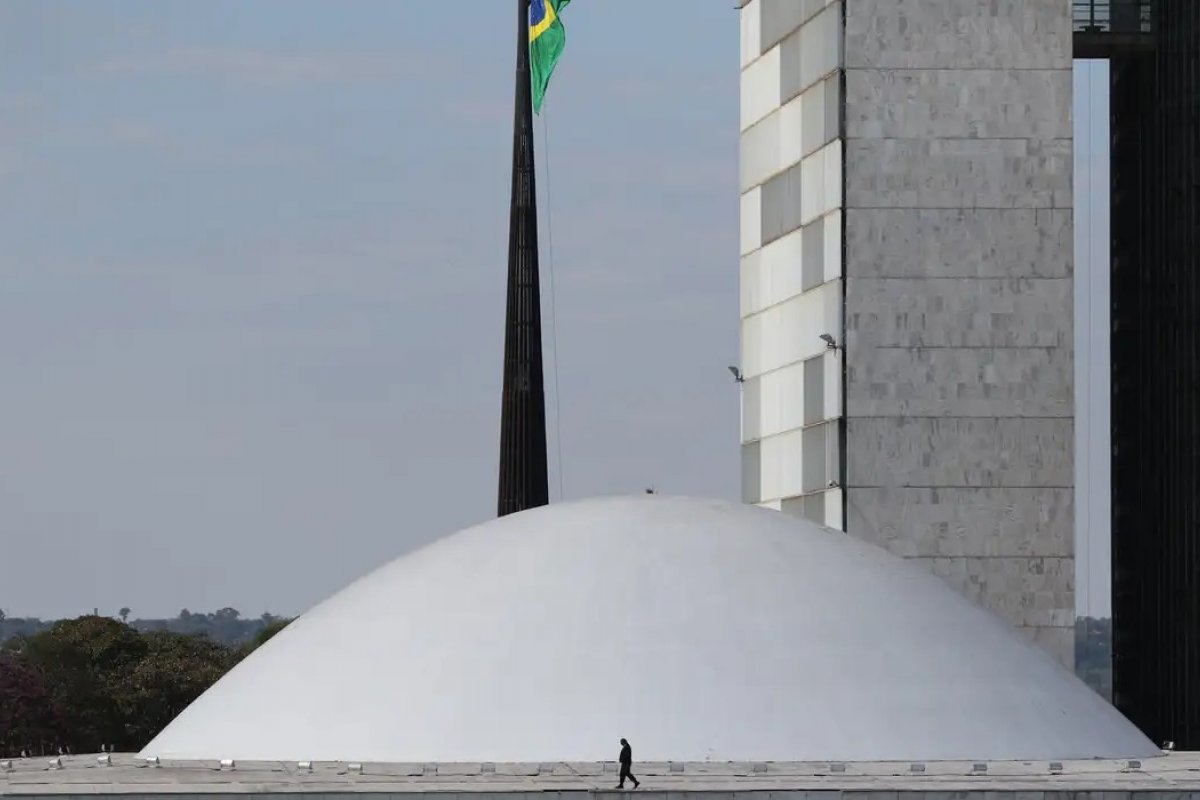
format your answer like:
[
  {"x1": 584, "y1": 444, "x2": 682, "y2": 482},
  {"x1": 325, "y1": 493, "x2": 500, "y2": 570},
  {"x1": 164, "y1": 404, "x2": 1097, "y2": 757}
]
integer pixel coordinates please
[{"x1": 840, "y1": 0, "x2": 1076, "y2": 665}]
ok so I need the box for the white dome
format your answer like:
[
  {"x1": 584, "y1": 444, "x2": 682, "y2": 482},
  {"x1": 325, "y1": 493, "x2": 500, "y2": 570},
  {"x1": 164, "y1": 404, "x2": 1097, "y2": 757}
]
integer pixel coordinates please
[{"x1": 143, "y1": 495, "x2": 1155, "y2": 763}]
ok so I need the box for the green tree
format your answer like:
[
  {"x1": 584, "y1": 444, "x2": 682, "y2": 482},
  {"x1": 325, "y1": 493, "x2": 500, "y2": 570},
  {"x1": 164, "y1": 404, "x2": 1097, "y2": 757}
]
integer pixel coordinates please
[
  {"x1": 237, "y1": 617, "x2": 292, "y2": 660},
  {"x1": 18, "y1": 616, "x2": 147, "y2": 752},
  {"x1": 0, "y1": 653, "x2": 61, "y2": 757},
  {"x1": 117, "y1": 632, "x2": 233, "y2": 747},
  {"x1": 0, "y1": 609, "x2": 301, "y2": 753},
  {"x1": 119, "y1": 608, "x2": 131, "y2": 623}
]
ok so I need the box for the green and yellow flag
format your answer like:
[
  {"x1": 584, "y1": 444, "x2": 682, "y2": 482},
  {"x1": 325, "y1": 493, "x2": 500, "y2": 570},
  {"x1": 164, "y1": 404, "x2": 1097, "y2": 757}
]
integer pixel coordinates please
[{"x1": 529, "y1": 0, "x2": 570, "y2": 114}]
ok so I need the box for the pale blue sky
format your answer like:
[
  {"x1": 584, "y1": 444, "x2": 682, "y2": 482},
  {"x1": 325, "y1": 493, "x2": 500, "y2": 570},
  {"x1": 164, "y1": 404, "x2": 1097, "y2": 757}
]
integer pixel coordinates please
[
  {"x1": 0, "y1": 1, "x2": 738, "y2": 619},
  {"x1": 1073, "y1": 60, "x2": 1111, "y2": 617},
  {"x1": 0, "y1": 4, "x2": 1110, "y2": 619}
]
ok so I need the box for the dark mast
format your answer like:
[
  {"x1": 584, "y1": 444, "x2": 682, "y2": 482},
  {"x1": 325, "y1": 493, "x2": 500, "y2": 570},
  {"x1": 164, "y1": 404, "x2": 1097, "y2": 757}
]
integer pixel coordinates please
[{"x1": 497, "y1": 0, "x2": 549, "y2": 517}]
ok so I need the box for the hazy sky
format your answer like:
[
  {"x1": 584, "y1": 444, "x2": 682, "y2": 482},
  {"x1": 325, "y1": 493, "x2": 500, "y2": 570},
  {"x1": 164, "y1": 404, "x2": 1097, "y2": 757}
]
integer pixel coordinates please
[
  {"x1": 0, "y1": 1, "x2": 737, "y2": 619},
  {"x1": 1073, "y1": 60, "x2": 1111, "y2": 617},
  {"x1": 1, "y1": 4, "x2": 1109, "y2": 619}
]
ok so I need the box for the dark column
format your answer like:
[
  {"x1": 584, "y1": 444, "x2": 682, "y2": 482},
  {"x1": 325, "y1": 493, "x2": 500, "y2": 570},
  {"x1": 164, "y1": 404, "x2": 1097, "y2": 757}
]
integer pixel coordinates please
[
  {"x1": 1110, "y1": 0, "x2": 1200, "y2": 748},
  {"x1": 497, "y1": 0, "x2": 549, "y2": 517}
]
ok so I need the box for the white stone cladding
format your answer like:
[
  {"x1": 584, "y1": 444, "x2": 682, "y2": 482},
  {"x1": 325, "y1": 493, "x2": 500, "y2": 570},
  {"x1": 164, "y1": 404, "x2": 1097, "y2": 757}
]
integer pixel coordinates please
[
  {"x1": 739, "y1": 0, "x2": 846, "y2": 529},
  {"x1": 738, "y1": 0, "x2": 1075, "y2": 667}
]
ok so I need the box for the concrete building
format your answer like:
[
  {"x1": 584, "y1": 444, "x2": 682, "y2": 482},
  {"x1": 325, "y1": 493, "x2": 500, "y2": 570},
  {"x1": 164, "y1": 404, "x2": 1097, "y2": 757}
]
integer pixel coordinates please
[
  {"x1": 138, "y1": 498, "x2": 1144, "y2": 764},
  {"x1": 1107, "y1": 1, "x2": 1200, "y2": 751},
  {"x1": 737, "y1": 0, "x2": 1075, "y2": 665},
  {"x1": 0, "y1": 497, "x2": 1166, "y2": 797}
]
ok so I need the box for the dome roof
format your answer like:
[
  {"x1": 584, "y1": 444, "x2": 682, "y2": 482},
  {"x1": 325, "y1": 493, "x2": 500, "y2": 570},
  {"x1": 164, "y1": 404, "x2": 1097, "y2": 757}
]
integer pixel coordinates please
[{"x1": 142, "y1": 496, "x2": 1155, "y2": 763}]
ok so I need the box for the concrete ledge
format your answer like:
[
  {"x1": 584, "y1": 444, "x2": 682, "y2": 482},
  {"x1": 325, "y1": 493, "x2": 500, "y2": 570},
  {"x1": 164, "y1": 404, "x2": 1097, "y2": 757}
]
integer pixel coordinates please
[{"x1": 0, "y1": 753, "x2": 1188, "y2": 795}]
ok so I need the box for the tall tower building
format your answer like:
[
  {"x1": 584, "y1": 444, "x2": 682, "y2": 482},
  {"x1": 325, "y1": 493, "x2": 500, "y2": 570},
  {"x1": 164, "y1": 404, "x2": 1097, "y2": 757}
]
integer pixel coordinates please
[
  {"x1": 1109, "y1": 0, "x2": 1200, "y2": 750},
  {"x1": 738, "y1": 0, "x2": 1075, "y2": 665}
]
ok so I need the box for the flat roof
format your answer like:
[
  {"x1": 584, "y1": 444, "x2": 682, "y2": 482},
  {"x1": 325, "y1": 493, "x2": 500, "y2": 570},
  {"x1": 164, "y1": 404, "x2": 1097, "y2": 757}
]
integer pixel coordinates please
[{"x1": 3, "y1": 753, "x2": 1200, "y2": 795}]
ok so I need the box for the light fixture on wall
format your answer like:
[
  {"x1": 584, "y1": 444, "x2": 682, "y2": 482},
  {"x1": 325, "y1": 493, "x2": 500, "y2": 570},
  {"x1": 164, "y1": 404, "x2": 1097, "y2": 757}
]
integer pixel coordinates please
[
  {"x1": 727, "y1": 365, "x2": 745, "y2": 383},
  {"x1": 819, "y1": 333, "x2": 840, "y2": 351}
]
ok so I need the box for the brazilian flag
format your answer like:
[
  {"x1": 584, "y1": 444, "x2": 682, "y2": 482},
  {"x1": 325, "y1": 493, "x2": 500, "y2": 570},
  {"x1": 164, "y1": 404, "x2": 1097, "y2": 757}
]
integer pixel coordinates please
[{"x1": 529, "y1": 0, "x2": 570, "y2": 114}]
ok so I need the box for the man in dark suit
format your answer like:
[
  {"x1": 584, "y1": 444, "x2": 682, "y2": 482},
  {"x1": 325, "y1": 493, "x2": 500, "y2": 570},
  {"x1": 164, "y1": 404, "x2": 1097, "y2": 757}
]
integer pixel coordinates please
[{"x1": 617, "y1": 738, "x2": 640, "y2": 789}]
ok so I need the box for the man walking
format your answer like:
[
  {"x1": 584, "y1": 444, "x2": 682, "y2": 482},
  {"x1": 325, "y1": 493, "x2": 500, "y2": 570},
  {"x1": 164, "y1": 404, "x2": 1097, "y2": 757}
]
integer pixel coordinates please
[{"x1": 617, "y1": 738, "x2": 640, "y2": 789}]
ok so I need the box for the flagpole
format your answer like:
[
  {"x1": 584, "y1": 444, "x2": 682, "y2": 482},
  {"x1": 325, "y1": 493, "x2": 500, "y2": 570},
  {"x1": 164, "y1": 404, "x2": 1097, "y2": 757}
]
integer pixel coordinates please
[{"x1": 497, "y1": 0, "x2": 550, "y2": 517}]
